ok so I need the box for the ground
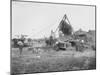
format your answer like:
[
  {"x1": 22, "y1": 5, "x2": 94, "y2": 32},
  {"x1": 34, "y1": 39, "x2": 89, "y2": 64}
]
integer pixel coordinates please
[{"x1": 11, "y1": 47, "x2": 96, "y2": 75}]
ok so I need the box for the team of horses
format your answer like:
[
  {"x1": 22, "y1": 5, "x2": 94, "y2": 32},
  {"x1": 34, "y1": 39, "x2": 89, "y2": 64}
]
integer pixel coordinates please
[{"x1": 12, "y1": 36, "x2": 56, "y2": 55}]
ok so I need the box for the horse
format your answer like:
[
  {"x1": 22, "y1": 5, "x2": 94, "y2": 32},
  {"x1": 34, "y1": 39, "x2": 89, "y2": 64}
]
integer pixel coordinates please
[{"x1": 17, "y1": 40, "x2": 24, "y2": 55}]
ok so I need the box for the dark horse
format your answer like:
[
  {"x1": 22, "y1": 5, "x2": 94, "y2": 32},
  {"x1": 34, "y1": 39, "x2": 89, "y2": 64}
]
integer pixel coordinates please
[{"x1": 45, "y1": 36, "x2": 56, "y2": 47}]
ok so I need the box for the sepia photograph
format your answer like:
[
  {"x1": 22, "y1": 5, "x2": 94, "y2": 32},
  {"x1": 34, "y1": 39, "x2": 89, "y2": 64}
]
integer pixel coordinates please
[{"x1": 11, "y1": 0, "x2": 96, "y2": 75}]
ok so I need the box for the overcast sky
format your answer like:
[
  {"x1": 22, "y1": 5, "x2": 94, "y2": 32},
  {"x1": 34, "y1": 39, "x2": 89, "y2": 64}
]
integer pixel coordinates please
[{"x1": 12, "y1": 1, "x2": 95, "y2": 39}]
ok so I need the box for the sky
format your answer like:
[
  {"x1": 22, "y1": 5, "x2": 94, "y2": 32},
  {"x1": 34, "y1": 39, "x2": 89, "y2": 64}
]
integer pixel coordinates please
[{"x1": 12, "y1": 1, "x2": 95, "y2": 39}]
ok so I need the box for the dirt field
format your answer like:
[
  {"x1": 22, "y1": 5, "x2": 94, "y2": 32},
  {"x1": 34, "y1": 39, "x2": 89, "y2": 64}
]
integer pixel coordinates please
[{"x1": 11, "y1": 47, "x2": 96, "y2": 75}]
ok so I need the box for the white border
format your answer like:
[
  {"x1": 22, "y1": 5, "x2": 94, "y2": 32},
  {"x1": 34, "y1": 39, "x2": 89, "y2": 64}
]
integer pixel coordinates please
[{"x1": 0, "y1": 0, "x2": 100, "y2": 75}]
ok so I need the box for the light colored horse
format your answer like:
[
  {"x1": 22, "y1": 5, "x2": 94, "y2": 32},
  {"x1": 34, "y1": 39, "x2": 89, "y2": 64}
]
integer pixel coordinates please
[{"x1": 17, "y1": 41, "x2": 24, "y2": 55}]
